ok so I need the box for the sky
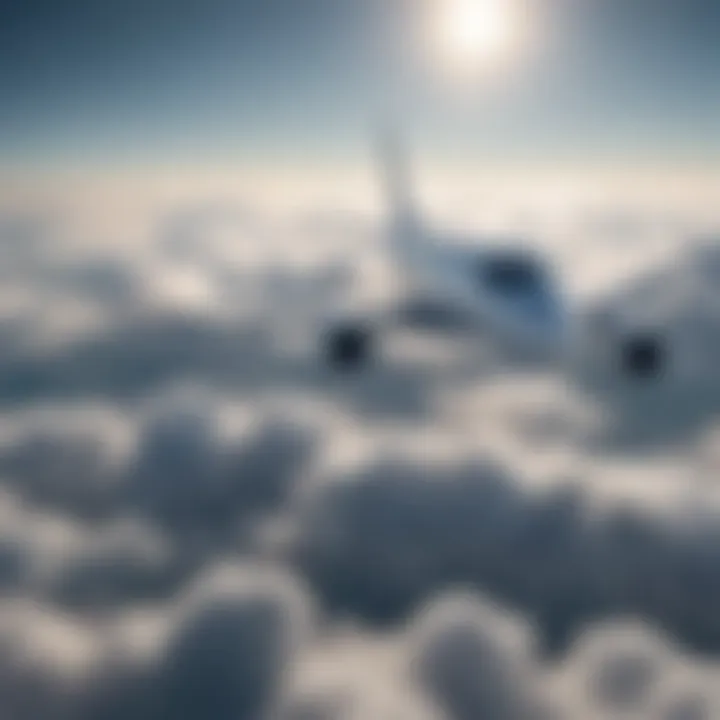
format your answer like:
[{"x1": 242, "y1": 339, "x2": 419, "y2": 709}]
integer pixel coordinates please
[{"x1": 1, "y1": 0, "x2": 720, "y2": 169}]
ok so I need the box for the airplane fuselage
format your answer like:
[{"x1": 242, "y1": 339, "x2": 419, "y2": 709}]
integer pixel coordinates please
[{"x1": 389, "y1": 219, "x2": 567, "y2": 359}]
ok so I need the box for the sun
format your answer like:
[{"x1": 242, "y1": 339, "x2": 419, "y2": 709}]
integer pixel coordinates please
[{"x1": 436, "y1": 0, "x2": 521, "y2": 73}]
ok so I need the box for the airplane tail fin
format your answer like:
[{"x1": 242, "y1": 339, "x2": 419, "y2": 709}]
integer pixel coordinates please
[
  {"x1": 376, "y1": 127, "x2": 418, "y2": 230},
  {"x1": 374, "y1": 125, "x2": 429, "y2": 278}
]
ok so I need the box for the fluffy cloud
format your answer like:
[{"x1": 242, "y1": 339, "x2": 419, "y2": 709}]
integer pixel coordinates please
[
  {"x1": 42, "y1": 517, "x2": 177, "y2": 611},
  {"x1": 155, "y1": 563, "x2": 313, "y2": 720},
  {"x1": 409, "y1": 591, "x2": 543, "y2": 720},
  {"x1": 288, "y1": 444, "x2": 720, "y2": 662},
  {"x1": 0, "y1": 405, "x2": 132, "y2": 520},
  {"x1": 125, "y1": 387, "x2": 317, "y2": 544},
  {"x1": 0, "y1": 182, "x2": 719, "y2": 720}
]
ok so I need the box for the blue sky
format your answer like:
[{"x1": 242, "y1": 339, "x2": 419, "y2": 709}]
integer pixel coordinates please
[{"x1": 1, "y1": 0, "x2": 719, "y2": 167}]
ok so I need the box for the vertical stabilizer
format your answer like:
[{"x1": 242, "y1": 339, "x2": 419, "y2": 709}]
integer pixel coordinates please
[
  {"x1": 375, "y1": 127, "x2": 429, "y2": 274},
  {"x1": 376, "y1": 127, "x2": 418, "y2": 230}
]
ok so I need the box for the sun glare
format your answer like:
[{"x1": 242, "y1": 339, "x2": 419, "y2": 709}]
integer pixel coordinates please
[{"x1": 436, "y1": 0, "x2": 521, "y2": 74}]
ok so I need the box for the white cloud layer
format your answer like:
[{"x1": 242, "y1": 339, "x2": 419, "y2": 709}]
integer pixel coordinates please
[{"x1": 0, "y1": 174, "x2": 719, "y2": 719}]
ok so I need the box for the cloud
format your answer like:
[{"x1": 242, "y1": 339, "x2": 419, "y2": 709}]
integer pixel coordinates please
[
  {"x1": 558, "y1": 619, "x2": 674, "y2": 714},
  {"x1": 409, "y1": 591, "x2": 543, "y2": 720},
  {"x1": 0, "y1": 405, "x2": 132, "y2": 520},
  {"x1": 0, "y1": 601, "x2": 102, "y2": 720},
  {"x1": 43, "y1": 517, "x2": 177, "y2": 612},
  {"x1": 126, "y1": 387, "x2": 317, "y2": 543},
  {"x1": 287, "y1": 445, "x2": 720, "y2": 661},
  {"x1": 288, "y1": 452, "x2": 595, "y2": 641},
  {"x1": 277, "y1": 627, "x2": 442, "y2": 720},
  {"x1": 155, "y1": 563, "x2": 313, "y2": 720},
  {"x1": 0, "y1": 491, "x2": 32, "y2": 594},
  {"x1": 1, "y1": 176, "x2": 720, "y2": 720}
]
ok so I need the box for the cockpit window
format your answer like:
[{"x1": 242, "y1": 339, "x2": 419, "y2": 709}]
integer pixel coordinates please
[{"x1": 480, "y1": 254, "x2": 544, "y2": 296}]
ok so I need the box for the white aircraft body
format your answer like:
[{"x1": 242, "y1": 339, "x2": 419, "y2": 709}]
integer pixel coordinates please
[{"x1": 322, "y1": 132, "x2": 570, "y2": 368}]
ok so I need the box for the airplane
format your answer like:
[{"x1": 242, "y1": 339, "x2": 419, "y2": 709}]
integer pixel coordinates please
[
  {"x1": 318, "y1": 130, "x2": 668, "y2": 381},
  {"x1": 320, "y1": 131, "x2": 567, "y2": 369}
]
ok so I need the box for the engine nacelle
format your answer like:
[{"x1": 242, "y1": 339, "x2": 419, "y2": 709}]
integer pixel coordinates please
[{"x1": 321, "y1": 319, "x2": 375, "y2": 371}]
